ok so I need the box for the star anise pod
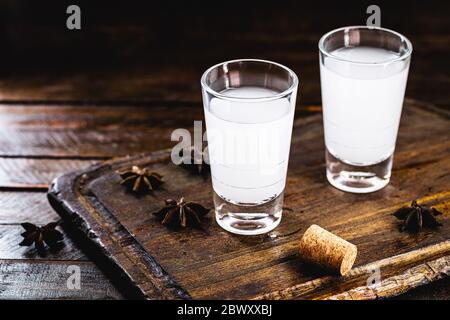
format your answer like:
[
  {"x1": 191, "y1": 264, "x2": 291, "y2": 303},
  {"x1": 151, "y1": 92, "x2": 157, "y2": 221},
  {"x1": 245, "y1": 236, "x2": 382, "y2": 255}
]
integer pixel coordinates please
[
  {"x1": 19, "y1": 221, "x2": 63, "y2": 250},
  {"x1": 393, "y1": 200, "x2": 443, "y2": 232},
  {"x1": 118, "y1": 165, "x2": 163, "y2": 193},
  {"x1": 178, "y1": 147, "x2": 210, "y2": 176},
  {"x1": 152, "y1": 197, "x2": 209, "y2": 228}
]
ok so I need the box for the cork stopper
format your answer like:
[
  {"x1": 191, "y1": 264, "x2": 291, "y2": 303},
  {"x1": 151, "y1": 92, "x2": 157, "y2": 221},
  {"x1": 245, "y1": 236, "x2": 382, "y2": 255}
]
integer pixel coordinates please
[{"x1": 298, "y1": 224, "x2": 357, "y2": 276}]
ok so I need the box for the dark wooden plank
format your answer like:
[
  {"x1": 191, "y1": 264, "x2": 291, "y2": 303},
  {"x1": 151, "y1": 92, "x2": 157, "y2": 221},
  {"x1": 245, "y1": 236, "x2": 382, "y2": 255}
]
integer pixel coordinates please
[
  {"x1": 0, "y1": 192, "x2": 59, "y2": 224},
  {"x1": 0, "y1": 259, "x2": 122, "y2": 300},
  {"x1": 0, "y1": 104, "x2": 318, "y2": 158},
  {"x1": 0, "y1": 158, "x2": 97, "y2": 188},
  {"x1": 48, "y1": 100, "x2": 450, "y2": 299},
  {"x1": 0, "y1": 224, "x2": 88, "y2": 261},
  {"x1": 0, "y1": 193, "x2": 148, "y2": 299},
  {"x1": 0, "y1": 104, "x2": 203, "y2": 157}
]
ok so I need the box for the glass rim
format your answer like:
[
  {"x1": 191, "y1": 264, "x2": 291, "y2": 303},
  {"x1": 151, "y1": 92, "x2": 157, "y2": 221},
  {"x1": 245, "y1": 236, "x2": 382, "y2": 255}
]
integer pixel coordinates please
[
  {"x1": 318, "y1": 26, "x2": 413, "y2": 66},
  {"x1": 200, "y1": 59, "x2": 299, "y2": 102}
]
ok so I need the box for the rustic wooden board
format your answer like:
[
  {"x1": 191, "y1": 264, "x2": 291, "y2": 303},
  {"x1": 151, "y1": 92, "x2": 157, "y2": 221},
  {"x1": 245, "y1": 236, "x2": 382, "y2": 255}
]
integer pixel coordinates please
[{"x1": 48, "y1": 100, "x2": 450, "y2": 299}]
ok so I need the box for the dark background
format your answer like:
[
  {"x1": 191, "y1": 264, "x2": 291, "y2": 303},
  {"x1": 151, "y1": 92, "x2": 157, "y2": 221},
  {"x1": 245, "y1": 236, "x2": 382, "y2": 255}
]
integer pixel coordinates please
[{"x1": 0, "y1": 0, "x2": 448, "y2": 108}]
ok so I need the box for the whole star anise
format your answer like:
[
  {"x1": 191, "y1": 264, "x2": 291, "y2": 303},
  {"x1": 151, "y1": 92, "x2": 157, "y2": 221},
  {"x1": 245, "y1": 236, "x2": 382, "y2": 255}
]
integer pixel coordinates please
[
  {"x1": 19, "y1": 221, "x2": 63, "y2": 250},
  {"x1": 178, "y1": 147, "x2": 210, "y2": 176},
  {"x1": 152, "y1": 197, "x2": 209, "y2": 228},
  {"x1": 393, "y1": 200, "x2": 443, "y2": 232},
  {"x1": 118, "y1": 165, "x2": 163, "y2": 193}
]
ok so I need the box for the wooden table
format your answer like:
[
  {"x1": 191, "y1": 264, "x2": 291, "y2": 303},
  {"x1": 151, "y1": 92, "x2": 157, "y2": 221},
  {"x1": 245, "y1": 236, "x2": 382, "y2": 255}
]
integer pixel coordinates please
[{"x1": 0, "y1": 1, "x2": 448, "y2": 299}]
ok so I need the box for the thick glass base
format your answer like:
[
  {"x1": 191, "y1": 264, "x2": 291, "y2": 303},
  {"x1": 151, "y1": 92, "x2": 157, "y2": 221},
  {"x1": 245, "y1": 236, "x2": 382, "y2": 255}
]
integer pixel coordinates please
[
  {"x1": 214, "y1": 191, "x2": 283, "y2": 235},
  {"x1": 326, "y1": 148, "x2": 393, "y2": 193}
]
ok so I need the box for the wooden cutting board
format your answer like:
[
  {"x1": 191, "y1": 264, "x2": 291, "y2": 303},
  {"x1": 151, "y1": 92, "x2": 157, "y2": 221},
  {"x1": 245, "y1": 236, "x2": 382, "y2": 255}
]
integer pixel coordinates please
[{"x1": 48, "y1": 99, "x2": 450, "y2": 300}]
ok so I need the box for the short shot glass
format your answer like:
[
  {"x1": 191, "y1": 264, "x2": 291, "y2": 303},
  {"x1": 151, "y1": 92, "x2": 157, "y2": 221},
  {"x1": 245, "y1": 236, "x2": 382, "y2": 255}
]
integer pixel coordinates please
[
  {"x1": 319, "y1": 26, "x2": 412, "y2": 193},
  {"x1": 201, "y1": 59, "x2": 299, "y2": 235}
]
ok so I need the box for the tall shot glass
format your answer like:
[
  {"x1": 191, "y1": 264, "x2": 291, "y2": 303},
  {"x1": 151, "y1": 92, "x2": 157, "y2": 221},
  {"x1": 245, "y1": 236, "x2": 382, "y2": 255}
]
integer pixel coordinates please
[
  {"x1": 319, "y1": 26, "x2": 412, "y2": 193},
  {"x1": 201, "y1": 59, "x2": 299, "y2": 235}
]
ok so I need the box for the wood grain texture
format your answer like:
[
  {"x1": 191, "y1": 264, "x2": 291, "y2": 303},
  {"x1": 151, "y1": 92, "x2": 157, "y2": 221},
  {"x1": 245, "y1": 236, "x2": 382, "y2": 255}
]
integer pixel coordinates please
[
  {"x1": 255, "y1": 242, "x2": 450, "y2": 300},
  {"x1": 48, "y1": 100, "x2": 450, "y2": 299},
  {"x1": 394, "y1": 277, "x2": 450, "y2": 300},
  {"x1": 0, "y1": 224, "x2": 88, "y2": 261},
  {"x1": 0, "y1": 104, "x2": 317, "y2": 158},
  {"x1": 0, "y1": 192, "x2": 59, "y2": 224},
  {"x1": 0, "y1": 260, "x2": 122, "y2": 300},
  {"x1": 0, "y1": 158, "x2": 97, "y2": 188},
  {"x1": 0, "y1": 104, "x2": 201, "y2": 157},
  {"x1": 326, "y1": 255, "x2": 450, "y2": 300}
]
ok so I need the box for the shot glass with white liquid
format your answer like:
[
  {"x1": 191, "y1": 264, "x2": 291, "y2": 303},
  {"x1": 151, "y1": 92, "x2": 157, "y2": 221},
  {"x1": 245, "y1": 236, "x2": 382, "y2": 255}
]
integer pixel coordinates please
[
  {"x1": 319, "y1": 26, "x2": 412, "y2": 193},
  {"x1": 201, "y1": 59, "x2": 298, "y2": 235}
]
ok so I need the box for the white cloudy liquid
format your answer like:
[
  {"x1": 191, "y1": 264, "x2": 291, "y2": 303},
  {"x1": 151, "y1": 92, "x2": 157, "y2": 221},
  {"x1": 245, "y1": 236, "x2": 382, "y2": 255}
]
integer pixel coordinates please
[
  {"x1": 320, "y1": 46, "x2": 409, "y2": 165},
  {"x1": 204, "y1": 87, "x2": 295, "y2": 204}
]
